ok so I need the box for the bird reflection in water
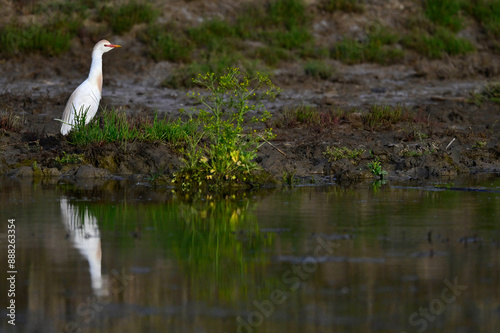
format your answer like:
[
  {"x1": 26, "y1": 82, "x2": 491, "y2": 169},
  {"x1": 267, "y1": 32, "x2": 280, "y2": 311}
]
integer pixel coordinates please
[{"x1": 60, "y1": 198, "x2": 109, "y2": 296}]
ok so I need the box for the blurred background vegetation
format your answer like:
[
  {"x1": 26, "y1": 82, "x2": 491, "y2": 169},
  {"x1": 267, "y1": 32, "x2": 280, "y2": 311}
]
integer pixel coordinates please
[{"x1": 1, "y1": 0, "x2": 499, "y2": 88}]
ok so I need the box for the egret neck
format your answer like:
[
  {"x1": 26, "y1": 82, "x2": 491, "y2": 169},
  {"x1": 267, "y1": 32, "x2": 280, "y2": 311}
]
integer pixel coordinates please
[{"x1": 88, "y1": 50, "x2": 103, "y2": 94}]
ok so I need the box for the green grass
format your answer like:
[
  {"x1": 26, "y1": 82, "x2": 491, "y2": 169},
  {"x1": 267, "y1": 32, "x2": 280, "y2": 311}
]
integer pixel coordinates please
[
  {"x1": 146, "y1": 25, "x2": 192, "y2": 62},
  {"x1": 320, "y1": 0, "x2": 365, "y2": 13},
  {"x1": 0, "y1": 21, "x2": 78, "y2": 57},
  {"x1": 469, "y1": 82, "x2": 500, "y2": 105},
  {"x1": 362, "y1": 104, "x2": 411, "y2": 131},
  {"x1": 466, "y1": 0, "x2": 500, "y2": 37},
  {"x1": 276, "y1": 105, "x2": 321, "y2": 127},
  {"x1": 252, "y1": 46, "x2": 295, "y2": 66},
  {"x1": 99, "y1": 0, "x2": 159, "y2": 34},
  {"x1": 144, "y1": 0, "x2": 312, "y2": 84},
  {"x1": 161, "y1": 53, "x2": 245, "y2": 89},
  {"x1": 304, "y1": 60, "x2": 334, "y2": 79},
  {"x1": 403, "y1": 27, "x2": 475, "y2": 58},
  {"x1": 68, "y1": 108, "x2": 198, "y2": 147},
  {"x1": 400, "y1": 144, "x2": 437, "y2": 157},
  {"x1": 323, "y1": 146, "x2": 365, "y2": 162},
  {"x1": 481, "y1": 82, "x2": 500, "y2": 103},
  {"x1": 331, "y1": 27, "x2": 404, "y2": 64},
  {"x1": 188, "y1": 19, "x2": 239, "y2": 52},
  {"x1": 54, "y1": 152, "x2": 85, "y2": 164},
  {"x1": 0, "y1": 110, "x2": 24, "y2": 132},
  {"x1": 424, "y1": 0, "x2": 464, "y2": 32}
]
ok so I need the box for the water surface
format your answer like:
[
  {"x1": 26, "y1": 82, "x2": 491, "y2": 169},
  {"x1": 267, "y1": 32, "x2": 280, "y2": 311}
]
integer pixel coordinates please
[{"x1": 1, "y1": 175, "x2": 499, "y2": 332}]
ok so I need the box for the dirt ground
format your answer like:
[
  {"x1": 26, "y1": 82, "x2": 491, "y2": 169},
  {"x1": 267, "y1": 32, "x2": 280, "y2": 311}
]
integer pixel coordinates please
[{"x1": 1, "y1": 0, "x2": 499, "y2": 184}]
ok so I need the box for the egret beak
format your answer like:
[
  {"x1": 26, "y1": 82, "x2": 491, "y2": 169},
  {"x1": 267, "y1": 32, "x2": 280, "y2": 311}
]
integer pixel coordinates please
[{"x1": 105, "y1": 44, "x2": 121, "y2": 48}]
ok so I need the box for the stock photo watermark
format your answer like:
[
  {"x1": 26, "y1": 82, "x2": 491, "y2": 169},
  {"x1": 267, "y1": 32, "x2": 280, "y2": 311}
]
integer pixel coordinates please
[
  {"x1": 6, "y1": 219, "x2": 17, "y2": 326},
  {"x1": 401, "y1": 277, "x2": 467, "y2": 333},
  {"x1": 237, "y1": 237, "x2": 340, "y2": 333}
]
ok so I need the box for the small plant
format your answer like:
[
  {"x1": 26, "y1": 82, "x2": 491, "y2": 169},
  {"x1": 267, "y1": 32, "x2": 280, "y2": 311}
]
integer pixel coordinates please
[
  {"x1": 362, "y1": 104, "x2": 411, "y2": 131},
  {"x1": 473, "y1": 140, "x2": 487, "y2": 149},
  {"x1": 282, "y1": 170, "x2": 299, "y2": 185},
  {"x1": 368, "y1": 159, "x2": 388, "y2": 179},
  {"x1": 284, "y1": 105, "x2": 321, "y2": 126},
  {"x1": 173, "y1": 68, "x2": 281, "y2": 189},
  {"x1": 0, "y1": 110, "x2": 24, "y2": 132},
  {"x1": 304, "y1": 60, "x2": 334, "y2": 79},
  {"x1": 323, "y1": 146, "x2": 365, "y2": 162},
  {"x1": 55, "y1": 151, "x2": 85, "y2": 164},
  {"x1": 469, "y1": 82, "x2": 500, "y2": 105},
  {"x1": 481, "y1": 82, "x2": 500, "y2": 104}
]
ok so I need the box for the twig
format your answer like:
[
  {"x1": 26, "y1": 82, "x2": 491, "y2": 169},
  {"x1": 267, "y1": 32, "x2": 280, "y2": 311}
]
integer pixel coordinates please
[
  {"x1": 257, "y1": 134, "x2": 287, "y2": 157},
  {"x1": 445, "y1": 138, "x2": 456, "y2": 150}
]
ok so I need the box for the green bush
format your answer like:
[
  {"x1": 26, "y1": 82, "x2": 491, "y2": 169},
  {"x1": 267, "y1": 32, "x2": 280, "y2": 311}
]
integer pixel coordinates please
[{"x1": 173, "y1": 68, "x2": 281, "y2": 189}]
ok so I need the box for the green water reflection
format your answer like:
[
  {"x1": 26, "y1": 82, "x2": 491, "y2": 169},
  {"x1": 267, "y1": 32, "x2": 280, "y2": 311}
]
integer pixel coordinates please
[{"x1": 0, "y1": 175, "x2": 499, "y2": 333}]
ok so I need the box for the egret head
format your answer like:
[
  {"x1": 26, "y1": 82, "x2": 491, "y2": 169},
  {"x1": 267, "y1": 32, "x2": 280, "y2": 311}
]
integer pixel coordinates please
[{"x1": 93, "y1": 39, "x2": 121, "y2": 55}]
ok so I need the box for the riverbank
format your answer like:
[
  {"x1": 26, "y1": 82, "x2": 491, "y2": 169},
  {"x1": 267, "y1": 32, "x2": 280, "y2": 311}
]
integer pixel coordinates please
[
  {"x1": 1, "y1": 91, "x2": 499, "y2": 185},
  {"x1": 1, "y1": 0, "x2": 499, "y2": 185}
]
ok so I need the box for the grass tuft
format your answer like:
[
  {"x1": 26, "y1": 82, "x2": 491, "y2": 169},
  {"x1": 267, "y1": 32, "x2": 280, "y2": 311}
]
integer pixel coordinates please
[
  {"x1": 469, "y1": 82, "x2": 500, "y2": 105},
  {"x1": 304, "y1": 60, "x2": 334, "y2": 79},
  {"x1": 0, "y1": 110, "x2": 25, "y2": 132},
  {"x1": 323, "y1": 146, "x2": 365, "y2": 162},
  {"x1": 403, "y1": 27, "x2": 475, "y2": 58},
  {"x1": 320, "y1": 0, "x2": 365, "y2": 13},
  {"x1": 331, "y1": 27, "x2": 404, "y2": 64},
  {"x1": 466, "y1": 0, "x2": 500, "y2": 37},
  {"x1": 0, "y1": 23, "x2": 76, "y2": 57},
  {"x1": 424, "y1": 0, "x2": 464, "y2": 32},
  {"x1": 99, "y1": 0, "x2": 158, "y2": 34},
  {"x1": 362, "y1": 104, "x2": 411, "y2": 131},
  {"x1": 68, "y1": 108, "x2": 198, "y2": 147},
  {"x1": 146, "y1": 25, "x2": 192, "y2": 62}
]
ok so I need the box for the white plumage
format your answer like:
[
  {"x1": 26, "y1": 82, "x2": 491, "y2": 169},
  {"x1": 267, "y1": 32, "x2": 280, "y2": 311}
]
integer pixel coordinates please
[{"x1": 59, "y1": 39, "x2": 121, "y2": 135}]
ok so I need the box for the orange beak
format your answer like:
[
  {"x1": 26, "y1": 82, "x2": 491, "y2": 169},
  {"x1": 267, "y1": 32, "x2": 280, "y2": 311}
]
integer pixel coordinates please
[{"x1": 105, "y1": 44, "x2": 121, "y2": 48}]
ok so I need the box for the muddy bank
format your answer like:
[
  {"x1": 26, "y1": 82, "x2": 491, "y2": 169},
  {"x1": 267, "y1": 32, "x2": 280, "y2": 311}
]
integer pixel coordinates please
[
  {"x1": 1, "y1": 0, "x2": 500, "y2": 185},
  {"x1": 1, "y1": 91, "x2": 499, "y2": 185}
]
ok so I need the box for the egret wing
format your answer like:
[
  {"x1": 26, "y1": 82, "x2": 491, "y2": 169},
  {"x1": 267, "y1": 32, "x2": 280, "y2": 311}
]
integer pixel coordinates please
[{"x1": 60, "y1": 80, "x2": 101, "y2": 135}]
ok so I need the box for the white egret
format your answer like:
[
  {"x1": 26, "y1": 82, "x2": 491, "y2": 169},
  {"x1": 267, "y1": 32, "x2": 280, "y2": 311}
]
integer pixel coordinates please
[{"x1": 58, "y1": 39, "x2": 121, "y2": 135}]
